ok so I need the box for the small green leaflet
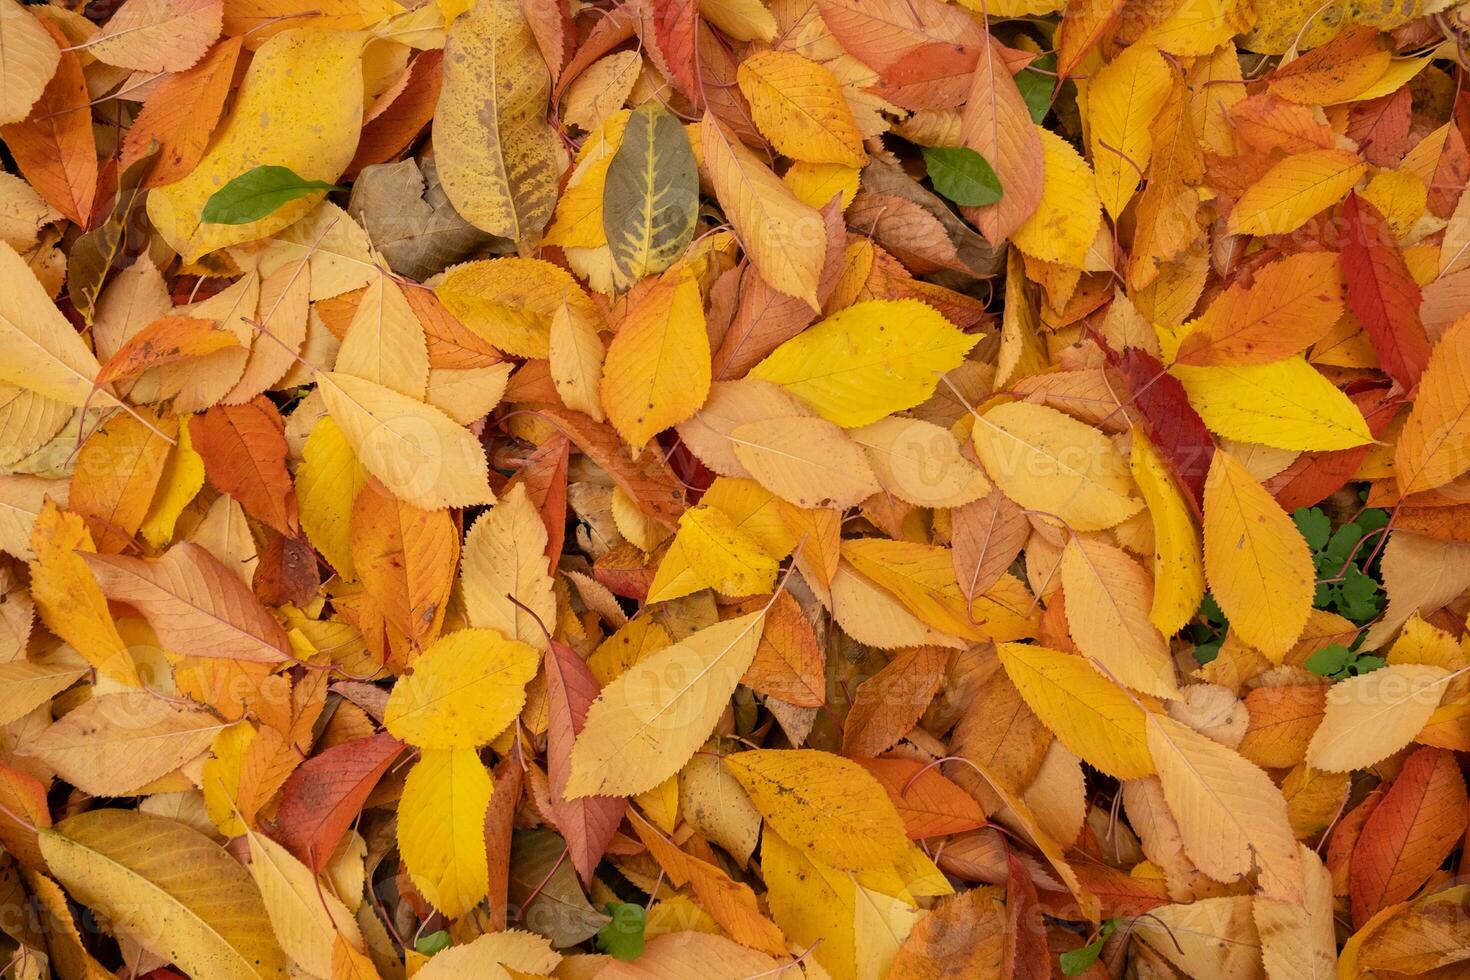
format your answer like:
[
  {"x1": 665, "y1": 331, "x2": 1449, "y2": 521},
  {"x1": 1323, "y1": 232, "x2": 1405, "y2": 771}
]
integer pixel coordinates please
[
  {"x1": 596, "y1": 902, "x2": 647, "y2": 961},
  {"x1": 1016, "y1": 54, "x2": 1057, "y2": 124},
  {"x1": 414, "y1": 930, "x2": 452, "y2": 956},
  {"x1": 921, "y1": 146, "x2": 1002, "y2": 207},
  {"x1": 201, "y1": 165, "x2": 344, "y2": 224},
  {"x1": 1059, "y1": 918, "x2": 1118, "y2": 975}
]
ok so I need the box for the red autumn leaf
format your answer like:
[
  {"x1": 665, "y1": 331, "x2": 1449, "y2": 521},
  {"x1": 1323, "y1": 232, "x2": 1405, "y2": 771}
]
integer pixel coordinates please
[
  {"x1": 189, "y1": 396, "x2": 298, "y2": 536},
  {"x1": 1340, "y1": 192, "x2": 1432, "y2": 393},
  {"x1": 271, "y1": 732, "x2": 405, "y2": 871}
]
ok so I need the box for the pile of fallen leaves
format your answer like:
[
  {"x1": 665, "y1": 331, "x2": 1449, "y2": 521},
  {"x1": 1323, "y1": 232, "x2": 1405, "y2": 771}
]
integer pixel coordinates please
[{"x1": 8, "y1": 0, "x2": 1470, "y2": 975}]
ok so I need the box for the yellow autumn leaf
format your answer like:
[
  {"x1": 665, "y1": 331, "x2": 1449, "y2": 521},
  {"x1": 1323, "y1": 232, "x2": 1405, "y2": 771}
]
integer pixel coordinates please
[
  {"x1": 1171, "y1": 356, "x2": 1373, "y2": 451},
  {"x1": 1060, "y1": 538, "x2": 1180, "y2": 699},
  {"x1": 1202, "y1": 451, "x2": 1314, "y2": 660},
  {"x1": 566, "y1": 609, "x2": 767, "y2": 798},
  {"x1": 601, "y1": 269, "x2": 711, "y2": 450},
  {"x1": 646, "y1": 505, "x2": 778, "y2": 604},
  {"x1": 314, "y1": 370, "x2": 494, "y2": 511},
  {"x1": 397, "y1": 748, "x2": 492, "y2": 918},
  {"x1": 29, "y1": 500, "x2": 139, "y2": 687},
  {"x1": 544, "y1": 110, "x2": 628, "y2": 250},
  {"x1": 245, "y1": 828, "x2": 363, "y2": 978},
  {"x1": 700, "y1": 114, "x2": 825, "y2": 308},
  {"x1": 749, "y1": 300, "x2": 978, "y2": 427},
  {"x1": 549, "y1": 292, "x2": 607, "y2": 421},
  {"x1": 997, "y1": 642, "x2": 1155, "y2": 779},
  {"x1": 737, "y1": 50, "x2": 866, "y2": 167},
  {"x1": 435, "y1": 257, "x2": 598, "y2": 358},
  {"x1": 762, "y1": 829, "x2": 858, "y2": 980},
  {"x1": 433, "y1": 0, "x2": 559, "y2": 250},
  {"x1": 1014, "y1": 128, "x2": 1103, "y2": 269},
  {"x1": 723, "y1": 749, "x2": 910, "y2": 873},
  {"x1": 1395, "y1": 316, "x2": 1470, "y2": 494},
  {"x1": 1306, "y1": 663, "x2": 1451, "y2": 772},
  {"x1": 783, "y1": 161, "x2": 861, "y2": 210},
  {"x1": 970, "y1": 401, "x2": 1143, "y2": 531},
  {"x1": 296, "y1": 416, "x2": 367, "y2": 580},
  {"x1": 699, "y1": 476, "x2": 796, "y2": 560},
  {"x1": 1227, "y1": 148, "x2": 1367, "y2": 236},
  {"x1": 40, "y1": 810, "x2": 289, "y2": 980},
  {"x1": 842, "y1": 538, "x2": 1037, "y2": 643},
  {"x1": 202, "y1": 722, "x2": 255, "y2": 838},
  {"x1": 335, "y1": 273, "x2": 429, "y2": 400},
  {"x1": 1088, "y1": 42, "x2": 1173, "y2": 219},
  {"x1": 384, "y1": 629, "x2": 539, "y2": 749},
  {"x1": 148, "y1": 29, "x2": 365, "y2": 262},
  {"x1": 138, "y1": 416, "x2": 204, "y2": 550},
  {"x1": 0, "y1": 0, "x2": 59, "y2": 126},
  {"x1": 0, "y1": 241, "x2": 106, "y2": 406},
  {"x1": 1130, "y1": 432, "x2": 1205, "y2": 637}
]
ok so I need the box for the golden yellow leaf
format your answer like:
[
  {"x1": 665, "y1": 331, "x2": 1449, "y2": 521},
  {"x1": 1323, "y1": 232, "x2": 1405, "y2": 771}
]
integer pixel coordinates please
[
  {"x1": 1060, "y1": 538, "x2": 1180, "y2": 699},
  {"x1": 1088, "y1": 42, "x2": 1173, "y2": 219},
  {"x1": 41, "y1": 810, "x2": 289, "y2": 980},
  {"x1": 601, "y1": 269, "x2": 710, "y2": 450},
  {"x1": 1171, "y1": 356, "x2": 1373, "y2": 451},
  {"x1": 0, "y1": 241, "x2": 105, "y2": 406},
  {"x1": 385, "y1": 629, "x2": 539, "y2": 749},
  {"x1": 647, "y1": 505, "x2": 778, "y2": 604},
  {"x1": 296, "y1": 416, "x2": 367, "y2": 579},
  {"x1": 335, "y1": 273, "x2": 429, "y2": 400},
  {"x1": 434, "y1": 257, "x2": 596, "y2": 358},
  {"x1": 548, "y1": 295, "x2": 607, "y2": 422},
  {"x1": 723, "y1": 749, "x2": 909, "y2": 873},
  {"x1": 850, "y1": 415, "x2": 991, "y2": 508},
  {"x1": 748, "y1": 300, "x2": 978, "y2": 427},
  {"x1": 700, "y1": 114, "x2": 825, "y2": 308},
  {"x1": 737, "y1": 50, "x2": 866, "y2": 167},
  {"x1": 1227, "y1": 148, "x2": 1366, "y2": 236},
  {"x1": 245, "y1": 828, "x2": 363, "y2": 978},
  {"x1": 997, "y1": 642, "x2": 1155, "y2": 779},
  {"x1": 970, "y1": 401, "x2": 1143, "y2": 531},
  {"x1": 1014, "y1": 128, "x2": 1103, "y2": 268},
  {"x1": 1202, "y1": 451, "x2": 1314, "y2": 660},
  {"x1": 1395, "y1": 316, "x2": 1470, "y2": 494},
  {"x1": 147, "y1": 29, "x2": 365, "y2": 262},
  {"x1": 397, "y1": 748, "x2": 492, "y2": 918},
  {"x1": 1130, "y1": 432, "x2": 1205, "y2": 637}
]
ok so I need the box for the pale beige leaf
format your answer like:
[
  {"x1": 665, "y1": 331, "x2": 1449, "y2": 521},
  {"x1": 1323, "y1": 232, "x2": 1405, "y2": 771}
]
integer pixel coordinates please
[
  {"x1": 1306, "y1": 663, "x2": 1450, "y2": 772},
  {"x1": 729, "y1": 415, "x2": 879, "y2": 510},
  {"x1": 87, "y1": 0, "x2": 221, "y2": 72},
  {"x1": 0, "y1": 241, "x2": 105, "y2": 406},
  {"x1": 1254, "y1": 844, "x2": 1336, "y2": 980},
  {"x1": 1146, "y1": 712, "x2": 1303, "y2": 902},
  {"x1": 1061, "y1": 537, "x2": 1179, "y2": 699},
  {"x1": 461, "y1": 483, "x2": 555, "y2": 650},
  {"x1": 27, "y1": 693, "x2": 228, "y2": 796},
  {"x1": 315, "y1": 370, "x2": 494, "y2": 511},
  {"x1": 566, "y1": 609, "x2": 766, "y2": 798},
  {"x1": 0, "y1": 0, "x2": 60, "y2": 126}
]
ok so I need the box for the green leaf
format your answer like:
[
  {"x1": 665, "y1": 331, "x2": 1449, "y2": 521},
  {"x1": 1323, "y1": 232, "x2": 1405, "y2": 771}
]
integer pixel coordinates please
[
  {"x1": 201, "y1": 165, "x2": 344, "y2": 225},
  {"x1": 1293, "y1": 507, "x2": 1332, "y2": 553},
  {"x1": 596, "y1": 902, "x2": 647, "y2": 961},
  {"x1": 1306, "y1": 643, "x2": 1353, "y2": 677},
  {"x1": 1016, "y1": 54, "x2": 1056, "y2": 124},
  {"x1": 921, "y1": 146, "x2": 1002, "y2": 206},
  {"x1": 1060, "y1": 919, "x2": 1116, "y2": 975},
  {"x1": 415, "y1": 930, "x2": 452, "y2": 956}
]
